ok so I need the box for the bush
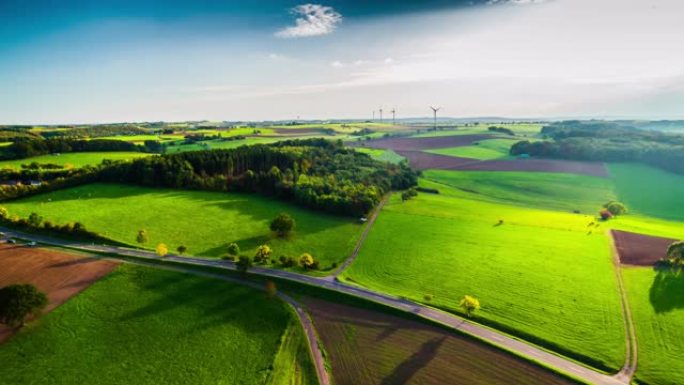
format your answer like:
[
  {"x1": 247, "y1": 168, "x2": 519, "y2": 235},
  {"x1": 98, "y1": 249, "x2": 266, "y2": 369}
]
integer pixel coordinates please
[
  {"x1": 603, "y1": 201, "x2": 627, "y2": 216},
  {"x1": 599, "y1": 208, "x2": 613, "y2": 221},
  {"x1": 270, "y1": 213, "x2": 295, "y2": 237},
  {"x1": 227, "y1": 243, "x2": 240, "y2": 256}
]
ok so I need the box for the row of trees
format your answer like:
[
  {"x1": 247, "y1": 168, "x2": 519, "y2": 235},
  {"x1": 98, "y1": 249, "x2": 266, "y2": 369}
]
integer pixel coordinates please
[
  {"x1": 0, "y1": 207, "x2": 102, "y2": 241},
  {"x1": 4, "y1": 138, "x2": 144, "y2": 160}
]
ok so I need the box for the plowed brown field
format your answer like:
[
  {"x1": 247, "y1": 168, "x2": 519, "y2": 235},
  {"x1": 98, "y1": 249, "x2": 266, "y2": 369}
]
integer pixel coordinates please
[
  {"x1": 0, "y1": 244, "x2": 117, "y2": 342},
  {"x1": 304, "y1": 298, "x2": 575, "y2": 385},
  {"x1": 611, "y1": 230, "x2": 680, "y2": 266}
]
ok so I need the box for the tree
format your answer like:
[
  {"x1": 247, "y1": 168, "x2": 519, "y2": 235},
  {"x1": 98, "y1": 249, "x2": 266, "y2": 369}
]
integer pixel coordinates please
[
  {"x1": 459, "y1": 295, "x2": 480, "y2": 317},
  {"x1": 227, "y1": 243, "x2": 240, "y2": 256},
  {"x1": 254, "y1": 245, "x2": 272, "y2": 263},
  {"x1": 0, "y1": 284, "x2": 48, "y2": 328},
  {"x1": 176, "y1": 245, "x2": 187, "y2": 255},
  {"x1": 599, "y1": 208, "x2": 613, "y2": 221},
  {"x1": 156, "y1": 243, "x2": 168, "y2": 257},
  {"x1": 299, "y1": 253, "x2": 315, "y2": 269},
  {"x1": 0, "y1": 207, "x2": 8, "y2": 219},
  {"x1": 270, "y1": 213, "x2": 295, "y2": 237},
  {"x1": 27, "y1": 212, "x2": 43, "y2": 227},
  {"x1": 136, "y1": 229, "x2": 148, "y2": 245},
  {"x1": 236, "y1": 256, "x2": 253, "y2": 275},
  {"x1": 603, "y1": 201, "x2": 627, "y2": 216},
  {"x1": 666, "y1": 241, "x2": 684, "y2": 268}
]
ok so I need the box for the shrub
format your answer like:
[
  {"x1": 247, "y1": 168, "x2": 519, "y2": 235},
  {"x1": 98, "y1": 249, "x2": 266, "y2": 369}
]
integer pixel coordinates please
[
  {"x1": 299, "y1": 253, "x2": 315, "y2": 269},
  {"x1": 227, "y1": 243, "x2": 240, "y2": 256},
  {"x1": 0, "y1": 284, "x2": 48, "y2": 328},
  {"x1": 270, "y1": 213, "x2": 295, "y2": 237},
  {"x1": 603, "y1": 201, "x2": 627, "y2": 216},
  {"x1": 599, "y1": 208, "x2": 613, "y2": 221}
]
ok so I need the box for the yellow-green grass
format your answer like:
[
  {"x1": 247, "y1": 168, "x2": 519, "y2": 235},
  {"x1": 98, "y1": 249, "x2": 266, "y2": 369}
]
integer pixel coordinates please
[
  {"x1": 190, "y1": 127, "x2": 276, "y2": 137},
  {"x1": 353, "y1": 148, "x2": 405, "y2": 164},
  {"x1": 165, "y1": 137, "x2": 281, "y2": 153},
  {"x1": 609, "y1": 163, "x2": 684, "y2": 222},
  {"x1": 0, "y1": 142, "x2": 12, "y2": 147},
  {"x1": 0, "y1": 263, "x2": 316, "y2": 385},
  {"x1": 422, "y1": 170, "x2": 616, "y2": 214},
  {"x1": 623, "y1": 267, "x2": 684, "y2": 385},
  {"x1": 0, "y1": 152, "x2": 151, "y2": 170},
  {"x1": 99, "y1": 134, "x2": 182, "y2": 143},
  {"x1": 270, "y1": 318, "x2": 318, "y2": 385},
  {"x1": 341, "y1": 186, "x2": 626, "y2": 370},
  {"x1": 426, "y1": 138, "x2": 520, "y2": 160},
  {"x1": 4, "y1": 183, "x2": 363, "y2": 271}
]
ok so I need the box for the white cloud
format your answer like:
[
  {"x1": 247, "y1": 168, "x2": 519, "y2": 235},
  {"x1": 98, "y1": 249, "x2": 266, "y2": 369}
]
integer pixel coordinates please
[
  {"x1": 268, "y1": 53, "x2": 281, "y2": 60},
  {"x1": 275, "y1": 4, "x2": 342, "y2": 38},
  {"x1": 330, "y1": 60, "x2": 344, "y2": 68},
  {"x1": 383, "y1": 57, "x2": 394, "y2": 64}
]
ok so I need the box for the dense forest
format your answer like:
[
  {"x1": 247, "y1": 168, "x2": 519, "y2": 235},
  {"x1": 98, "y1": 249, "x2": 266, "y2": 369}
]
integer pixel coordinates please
[
  {"x1": 511, "y1": 121, "x2": 684, "y2": 174},
  {"x1": 99, "y1": 139, "x2": 417, "y2": 216}
]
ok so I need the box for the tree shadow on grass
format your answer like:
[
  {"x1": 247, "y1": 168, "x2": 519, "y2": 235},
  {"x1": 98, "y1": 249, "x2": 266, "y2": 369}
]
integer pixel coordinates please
[
  {"x1": 649, "y1": 263, "x2": 684, "y2": 313},
  {"x1": 379, "y1": 336, "x2": 446, "y2": 385},
  {"x1": 196, "y1": 235, "x2": 271, "y2": 258}
]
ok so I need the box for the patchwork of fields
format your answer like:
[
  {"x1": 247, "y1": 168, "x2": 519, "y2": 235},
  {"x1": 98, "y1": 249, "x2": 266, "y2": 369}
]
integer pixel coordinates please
[
  {"x1": 0, "y1": 263, "x2": 315, "y2": 385},
  {"x1": 0, "y1": 152, "x2": 150, "y2": 170},
  {"x1": 2, "y1": 183, "x2": 364, "y2": 270}
]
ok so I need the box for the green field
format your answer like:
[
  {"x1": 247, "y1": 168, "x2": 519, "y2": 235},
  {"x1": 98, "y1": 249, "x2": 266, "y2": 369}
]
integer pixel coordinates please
[
  {"x1": 610, "y1": 163, "x2": 684, "y2": 222},
  {"x1": 341, "y1": 185, "x2": 626, "y2": 370},
  {"x1": 353, "y1": 147, "x2": 405, "y2": 164},
  {"x1": 165, "y1": 137, "x2": 280, "y2": 153},
  {"x1": 0, "y1": 152, "x2": 151, "y2": 170},
  {"x1": 0, "y1": 264, "x2": 316, "y2": 385},
  {"x1": 3, "y1": 183, "x2": 363, "y2": 270},
  {"x1": 623, "y1": 267, "x2": 684, "y2": 385},
  {"x1": 99, "y1": 134, "x2": 182, "y2": 143},
  {"x1": 422, "y1": 169, "x2": 616, "y2": 214},
  {"x1": 426, "y1": 138, "x2": 520, "y2": 160}
]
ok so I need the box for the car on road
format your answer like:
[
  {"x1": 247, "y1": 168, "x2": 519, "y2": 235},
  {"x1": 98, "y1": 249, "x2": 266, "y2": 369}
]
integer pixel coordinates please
[{"x1": 27, "y1": 241, "x2": 37, "y2": 247}]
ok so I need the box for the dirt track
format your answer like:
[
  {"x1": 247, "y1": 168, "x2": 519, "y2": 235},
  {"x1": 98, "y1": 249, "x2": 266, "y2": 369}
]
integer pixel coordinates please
[
  {"x1": 397, "y1": 150, "x2": 609, "y2": 177},
  {"x1": 304, "y1": 297, "x2": 575, "y2": 385},
  {"x1": 0, "y1": 245, "x2": 117, "y2": 342},
  {"x1": 611, "y1": 230, "x2": 679, "y2": 266}
]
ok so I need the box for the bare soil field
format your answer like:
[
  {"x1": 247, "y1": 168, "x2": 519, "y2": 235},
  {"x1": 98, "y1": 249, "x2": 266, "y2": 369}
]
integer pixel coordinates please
[
  {"x1": 358, "y1": 134, "x2": 494, "y2": 151},
  {"x1": 397, "y1": 150, "x2": 609, "y2": 177},
  {"x1": 611, "y1": 230, "x2": 679, "y2": 266},
  {"x1": 304, "y1": 298, "x2": 575, "y2": 385},
  {"x1": 0, "y1": 244, "x2": 117, "y2": 342}
]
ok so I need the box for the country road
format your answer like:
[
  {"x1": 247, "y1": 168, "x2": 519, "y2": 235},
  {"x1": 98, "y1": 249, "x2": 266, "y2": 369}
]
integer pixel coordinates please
[{"x1": 2, "y1": 227, "x2": 628, "y2": 385}]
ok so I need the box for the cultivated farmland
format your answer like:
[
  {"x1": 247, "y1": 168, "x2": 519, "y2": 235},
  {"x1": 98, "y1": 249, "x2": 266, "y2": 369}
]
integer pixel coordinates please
[
  {"x1": 0, "y1": 152, "x2": 150, "y2": 170},
  {"x1": 0, "y1": 264, "x2": 316, "y2": 385},
  {"x1": 304, "y1": 297, "x2": 574, "y2": 385},
  {"x1": 0, "y1": 245, "x2": 117, "y2": 343}
]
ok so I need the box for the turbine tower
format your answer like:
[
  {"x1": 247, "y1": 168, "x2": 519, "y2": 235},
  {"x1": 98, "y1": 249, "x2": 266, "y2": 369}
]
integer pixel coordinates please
[
  {"x1": 379, "y1": 107, "x2": 384, "y2": 123},
  {"x1": 430, "y1": 106, "x2": 440, "y2": 130},
  {"x1": 391, "y1": 108, "x2": 396, "y2": 125}
]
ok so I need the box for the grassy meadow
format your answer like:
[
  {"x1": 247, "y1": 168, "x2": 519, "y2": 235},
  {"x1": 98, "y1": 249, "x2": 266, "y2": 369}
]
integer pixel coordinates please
[
  {"x1": 0, "y1": 152, "x2": 150, "y2": 170},
  {"x1": 353, "y1": 147, "x2": 405, "y2": 164},
  {"x1": 623, "y1": 267, "x2": 684, "y2": 385},
  {"x1": 0, "y1": 264, "x2": 316, "y2": 385},
  {"x1": 3, "y1": 183, "x2": 363, "y2": 270},
  {"x1": 341, "y1": 181, "x2": 626, "y2": 370}
]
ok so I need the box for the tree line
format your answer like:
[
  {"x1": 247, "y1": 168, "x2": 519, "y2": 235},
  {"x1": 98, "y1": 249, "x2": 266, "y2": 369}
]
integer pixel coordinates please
[
  {"x1": 510, "y1": 121, "x2": 684, "y2": 175},
  {"x1": 3, "y1": 138, "x2": 146, "y2": 160}
]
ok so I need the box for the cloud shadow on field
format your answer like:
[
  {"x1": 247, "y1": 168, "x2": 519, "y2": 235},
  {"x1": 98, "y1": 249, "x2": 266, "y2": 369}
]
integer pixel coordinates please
[{"x1": 649, "y1": 264, "x2": 684, "y2": 313}]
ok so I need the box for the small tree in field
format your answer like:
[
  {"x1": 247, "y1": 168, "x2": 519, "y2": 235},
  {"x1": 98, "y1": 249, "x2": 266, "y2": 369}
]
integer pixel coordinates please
[
  {"x1": 0, "y1": 207, "x2": 8, "y2": 219},
  {"x1": 254, "y1": 245, "x2": 272, "y2": 264},
  {"x1": 603, "y1": 201, "x2": 627, "y2": 216},
  {"x1": 176, "y1": 245, "x2": 187, "y2": 255},
  {"x1": 459, "y1": 295, "x2": 480, "y2": 318},
  {"x1": 227, "y1": 243, "x2": 240, "y2": 257},
  {"x1": 599, "y1": 208, "x2": 613, "y2": 221},
  {"x1": 270, "y1": 213, "x2": 295, "y2": 237},
  {"x1": 136, "y1": 229, "x2": 148, "y2": 245},
  {"x1": 299, "y1": 253, "x2": 315, "y2": 270},
  {"x1": 0, "y1": 284, "x2": 48, "y2": 328},
  {"x1": 156, "y1": 243, "x2": 168, "y2": 257}
]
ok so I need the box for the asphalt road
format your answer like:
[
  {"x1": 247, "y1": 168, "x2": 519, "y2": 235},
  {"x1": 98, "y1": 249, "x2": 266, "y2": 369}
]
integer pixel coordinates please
[{"x1": 2, "y1": 227, "x2": 628, "y2": 385}]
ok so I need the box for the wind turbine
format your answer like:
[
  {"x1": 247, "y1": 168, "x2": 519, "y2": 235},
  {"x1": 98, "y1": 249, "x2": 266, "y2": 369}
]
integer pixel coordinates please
[
  {"x1": 391, "y1": 108, "x2": 396, "y2": 125},
  {"x1": 430, "y1": 106, "x2": 440, "y2": 130},
  {"x1": 379, "y1": 107, "x2": 384, "y2": 123}
]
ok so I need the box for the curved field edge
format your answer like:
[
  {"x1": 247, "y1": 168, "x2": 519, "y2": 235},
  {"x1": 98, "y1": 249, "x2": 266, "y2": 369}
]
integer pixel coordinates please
[
  {"x1": 0, "y1": 263, "x2": 313, "y2": 385},
  {"x1": 2, "y1": 183, "x2": 365, "y2": 273},
  {"x1": 340, "y1": 189, "x2": 626, "y2": 372},
  {"x1": 623, "y1": 267, "x2": 684, "y2": 385}
]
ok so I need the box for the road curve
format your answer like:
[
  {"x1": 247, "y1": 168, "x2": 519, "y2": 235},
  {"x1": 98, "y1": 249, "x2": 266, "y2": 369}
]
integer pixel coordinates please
[{"x1": 2, "y1": 227, "x2": 626, "y2": 385}]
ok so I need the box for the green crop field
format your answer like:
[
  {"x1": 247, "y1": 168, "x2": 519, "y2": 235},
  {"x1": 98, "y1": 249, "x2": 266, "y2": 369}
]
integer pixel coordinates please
[
  {"x1": 426, "y1": 138, "x2": 520, "y2": 160},
  {"x1": 0, "y1": 152, "x2": 151, "y2": 170},
  {"x1": 422, "y1": 170, "x2": 615, "y2": 214},
  {"x1": 610, "y1": 163, "x2": 684, "y2": 222},
  {"x1": 353, "y1": 147, "x2": 405, "y2": 164},
  {"x1": 3, "y1": 183, "x2": 363, "y2": 271},
  {"x1": 340, "y1": 184, "x2": 626, "y2": 370},
  {"x1": 623, "y1": 267, "x2": 684, "y2": 385},
  {"x1": 99, "y1": 134, "x2": 181, "y2": 143},
  {"x1": 0, "y1": 264, "x2": 316, "y2": 385}
]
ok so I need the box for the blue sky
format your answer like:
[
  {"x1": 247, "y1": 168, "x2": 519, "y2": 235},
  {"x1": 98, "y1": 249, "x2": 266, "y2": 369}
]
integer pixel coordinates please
[{"x1": 1, "y1": 0, "x2": 683, "y2": 123}]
